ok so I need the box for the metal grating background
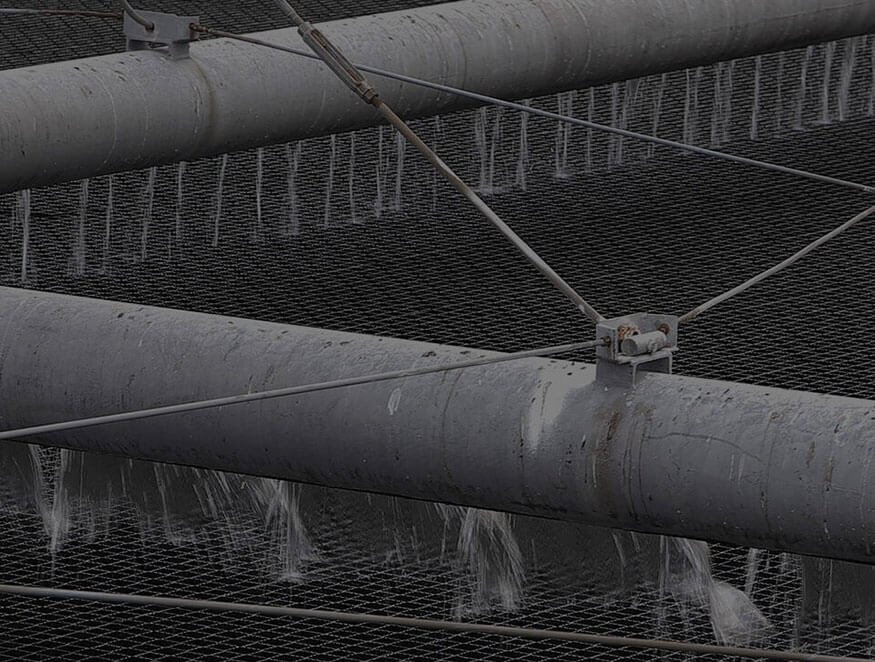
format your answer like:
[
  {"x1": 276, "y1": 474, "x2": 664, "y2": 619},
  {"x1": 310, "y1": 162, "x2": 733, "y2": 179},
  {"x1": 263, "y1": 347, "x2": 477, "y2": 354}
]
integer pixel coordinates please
[{"x1": 2, "y1": 1, "x2": 875, "y2": 660}]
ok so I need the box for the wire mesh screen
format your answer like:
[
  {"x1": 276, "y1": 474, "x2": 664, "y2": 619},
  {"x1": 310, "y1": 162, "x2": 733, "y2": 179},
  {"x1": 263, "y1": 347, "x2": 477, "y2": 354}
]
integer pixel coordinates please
[{"x1": 1, "y1": 1, "x2": 875, "y2": 660}]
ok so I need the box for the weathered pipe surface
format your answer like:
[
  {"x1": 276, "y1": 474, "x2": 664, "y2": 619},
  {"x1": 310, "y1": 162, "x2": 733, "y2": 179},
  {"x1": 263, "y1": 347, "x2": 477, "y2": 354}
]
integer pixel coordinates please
[
  {"x1": 3, "y1": 0, "x2": 875, "y2": 193},
  {"x1": 0, "y1": 287, "x2": 874, "y2": 563}
]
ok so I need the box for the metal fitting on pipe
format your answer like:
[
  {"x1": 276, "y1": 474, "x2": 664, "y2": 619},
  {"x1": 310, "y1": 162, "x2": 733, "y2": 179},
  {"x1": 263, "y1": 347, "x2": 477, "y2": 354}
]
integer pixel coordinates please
[
  {"x1": 0, "y1": 287, "x2": 874, "y2": 564},
  {"x1": 2, "y1": 0, "x2": 875, "y2": 192}
]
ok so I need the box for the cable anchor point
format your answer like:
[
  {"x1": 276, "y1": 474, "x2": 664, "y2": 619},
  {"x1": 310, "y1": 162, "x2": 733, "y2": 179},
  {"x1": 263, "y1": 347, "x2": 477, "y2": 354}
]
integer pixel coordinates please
[{"x1": 595, "y1": 313, "x2": 678, "y2": 386}]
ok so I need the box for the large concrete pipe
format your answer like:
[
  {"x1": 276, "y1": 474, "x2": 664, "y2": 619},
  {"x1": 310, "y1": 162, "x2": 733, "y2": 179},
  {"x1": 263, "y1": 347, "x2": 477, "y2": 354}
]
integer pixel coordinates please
[
  {"x1": 3, "y1": 0, "x2": 875, "y2": 193},
  {"x1": 0, "y1": 287, "x2": 873, "y2": 563}
]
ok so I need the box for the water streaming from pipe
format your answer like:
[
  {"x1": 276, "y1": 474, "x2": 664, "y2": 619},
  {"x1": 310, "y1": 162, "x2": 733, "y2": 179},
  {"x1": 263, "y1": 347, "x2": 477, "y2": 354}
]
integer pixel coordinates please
[
  {"x1": 102, "y1": 175, "x2": 113, "y2": 273},
  {"x1": 649, "y1": 74, "x2": 667, "y2": 158},
  {"x1": 72, "y1": 179, "x2": 88, "y2": 276},
  {"x1": 711, "y1": 62, "x2": 725, "y2": 147},
  {"x1": 555, "y1": 91, "x2": 574, "y2": 177},
  {"x1": 487, "y1": 105, "x2": 505, "y2": 192},
  {"x1": 722, "y1": 60, "x2": 736, "y2": 143},
  {"x1": 348, "y1": 132, "x2": 358, "y2": 224},
  {"x1": 18, "y1": 189, "x2": 30, "y2": 284},
  {"x1": 175, "y1": 162, "x2": 186, "y2": 250},
  {"x1": 775, "y1": 53, "x2": 786, "y2": 133},
  {"x1": 285, "y1": 142, "x2": 301, "y2": 236},
  {"x1": 660, "y1": 537, "x2": 771, "y2": 647},
  {"x1": 515, "y1": 102, "x2": 530, "y2": 190},
  {"x1": 869, "y1": 36, "x2": 875, "y2": 117},
  {"x1": 431, "y1": 116, "x2": 443, "y2": 209},
  {"x1": 324, "y1": 135, "x2": 337, "y2": 228},
  {"x1": 475, "y1": 107, "x2": 488, "y2": 191},
  {"x1": 837, "y1": 37, "x2": 858, "y2": 122},
  {"x1": 141, "y1": 166, "x2": 156, "y2": 262},
  {"x1": 750, "y1": 55, "x2": 762, "y2": 140},
  {"x1": 608, "y1": 83, "x2": 620, "y2": 168},
  {"x1": 795, "y1": 45, "x2": 814, "y2": 129},
  {"x1": 213, "y1": 154, "x2": 228, "y2": 248},
  {"x1": 616, "y1": 79, "x2": 639, "y2": 165},
  {"x1": 437, "y1": 505, "x2": 525, "y2": 618},
  {"x1": 255, "y1": 148, "x2": 264, "y2": 241},
  {"x1": 586, "y1": 88, "x2": 596, "y2": 169},
  {"x1": 820, "y1": 41, "x2": 836, "y2": 124},
  {"x1": 374, "y1": 126, "x2": 385, "y2": 219},
  {"x1": 393, "y1": 129, "x2": 405, "y2": 210}
]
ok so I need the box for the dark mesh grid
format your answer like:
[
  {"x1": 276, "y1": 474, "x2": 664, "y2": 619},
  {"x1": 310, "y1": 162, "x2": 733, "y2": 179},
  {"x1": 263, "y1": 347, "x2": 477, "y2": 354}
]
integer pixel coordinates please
[{"x1": 2, "y1": 3, "x2": 875, "y2": 660}]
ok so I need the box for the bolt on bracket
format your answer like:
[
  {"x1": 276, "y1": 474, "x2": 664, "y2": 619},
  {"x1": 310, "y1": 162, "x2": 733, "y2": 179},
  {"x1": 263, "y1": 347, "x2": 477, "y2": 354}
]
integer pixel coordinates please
[
  {"x1": 124, "y1": 10, "x2": 199, "y2": 61},
  {"x1": 595, "y1": 313, "x2": 678, "y2": 386}
]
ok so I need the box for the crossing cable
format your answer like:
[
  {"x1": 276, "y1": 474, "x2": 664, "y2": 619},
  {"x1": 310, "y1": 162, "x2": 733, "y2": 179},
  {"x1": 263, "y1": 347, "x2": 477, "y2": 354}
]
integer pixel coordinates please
[
  {"x1": 188, "y1": 24, "x2": 875, "y2": 196},
  {"x1": 0, "y1": 8, "x2": 122, "y2": 19},
  {"x1": 266, "y1": 0, "x2": 604, "y2": 322},
  {"x1": 680, "y1": 203, "x2": 875, "y2": 322},
  {"x1": 0, "y1": 340, "x2": 602, "y2": 441},
  {"x1": 0, "y1": 583, "x2": 866, "y2": 662}
]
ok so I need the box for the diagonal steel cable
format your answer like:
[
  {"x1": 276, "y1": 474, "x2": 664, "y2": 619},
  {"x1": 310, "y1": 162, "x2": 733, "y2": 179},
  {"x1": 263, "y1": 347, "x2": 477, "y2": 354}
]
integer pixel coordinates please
[
  {"x1": 0, "y1": 8, "x2": 122, "y2": 18},
  {"x1": 680, "y1": 203, "x2": 875, "y2": 322},
  {"x1": 0, "y1": 341, "x2": 601, "y2": 441},
  {"x1": 188, "y1": 24, "x2": 875, "y2": 196},
  {"x1": 266, "y1": 0, "x2": 604, "y2": 321},
  {"x1": 3, "y1": 8, "x2": 870, "y2": 195}
]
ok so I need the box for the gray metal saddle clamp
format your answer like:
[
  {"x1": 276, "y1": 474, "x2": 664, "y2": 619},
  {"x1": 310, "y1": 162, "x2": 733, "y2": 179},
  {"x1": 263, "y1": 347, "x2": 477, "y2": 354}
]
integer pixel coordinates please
[
  {"x1": 595, "y1": 313, "x2": 679, "y2": 386},
  {"x1": 124, "y1": 10, "x2": 199, "y2": 61}
]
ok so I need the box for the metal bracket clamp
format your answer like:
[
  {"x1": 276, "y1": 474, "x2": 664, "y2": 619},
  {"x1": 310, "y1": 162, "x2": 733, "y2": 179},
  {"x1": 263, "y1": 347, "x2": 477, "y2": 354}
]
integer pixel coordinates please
[
  {"x1": 595, "y1": 313, "x2": 679, "y2": 386},
  {"x1": 124, "y1": 11, "x2": 199, "y2": 61}
]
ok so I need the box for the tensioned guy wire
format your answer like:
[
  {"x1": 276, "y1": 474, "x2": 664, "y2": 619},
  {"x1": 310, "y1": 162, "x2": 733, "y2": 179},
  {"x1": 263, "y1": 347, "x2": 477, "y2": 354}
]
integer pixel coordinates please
[
  {"x1": 0, "y1": 584, "x2": 867, "y2": 662},
  {"x1": 680, "y1": 203, "x2": 875, "y2": 322},
  {"x1": 0, "y1": 8, "x2": 122, "y2": 19},
  {"x1": 265, "y1": 0, "x2": 605, "y2": 322},
  {"x1": 0, "y1": 340, "x2": 602, "y2": 441},
  {"x1": 188, "y1": 24, "x2": 875, "y2": 196}
]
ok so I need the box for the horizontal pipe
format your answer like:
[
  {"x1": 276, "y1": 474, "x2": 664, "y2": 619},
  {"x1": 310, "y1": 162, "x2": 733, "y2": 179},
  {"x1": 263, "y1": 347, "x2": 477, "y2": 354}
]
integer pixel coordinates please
[
  {"x1": 0, "y1": 287, "x2": 874, "y2": 563},
  {"x1": 3, "y1": 0, "x2": 875, "y2": 193}
]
